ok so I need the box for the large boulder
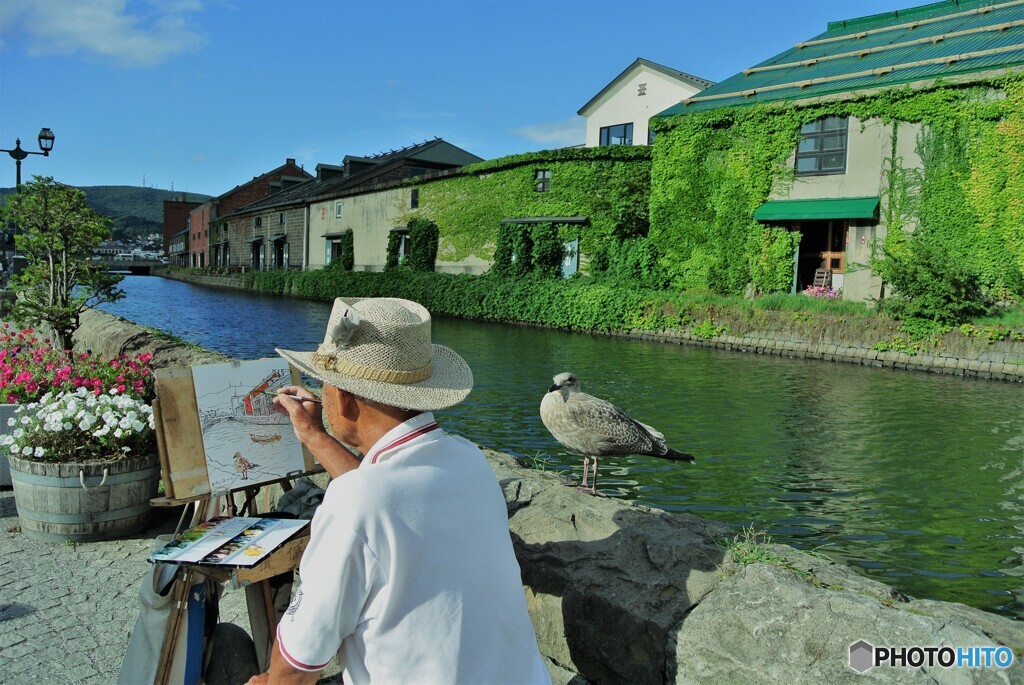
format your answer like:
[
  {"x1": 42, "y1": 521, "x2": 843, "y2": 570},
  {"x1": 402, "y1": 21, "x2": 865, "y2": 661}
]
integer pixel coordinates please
[{"x1": 484, "y1": 450, "x2": 1024, "y2": 684}]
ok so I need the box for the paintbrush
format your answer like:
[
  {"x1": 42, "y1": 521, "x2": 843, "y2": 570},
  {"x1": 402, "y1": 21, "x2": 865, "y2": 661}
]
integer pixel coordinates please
[{"x1": 262, "y1": 390, "x2": 322, "y2": 403}]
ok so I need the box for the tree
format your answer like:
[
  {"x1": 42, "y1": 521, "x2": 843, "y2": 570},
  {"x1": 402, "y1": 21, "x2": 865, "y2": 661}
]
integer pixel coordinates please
[{"x1": 1, "y1": 176, "x2": 124, "y2": 350}]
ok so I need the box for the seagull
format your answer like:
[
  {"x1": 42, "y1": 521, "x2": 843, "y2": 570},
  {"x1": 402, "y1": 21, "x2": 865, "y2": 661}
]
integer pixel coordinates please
[
  {"x1": 540, "y1": 372, "x2": 696, "y2": 493},
  {"x1": 234, "y1": 452, "x2": 258, "y2": 480}
]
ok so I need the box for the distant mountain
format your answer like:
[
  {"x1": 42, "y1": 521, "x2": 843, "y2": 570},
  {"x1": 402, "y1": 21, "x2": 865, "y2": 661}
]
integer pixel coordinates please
[{"x1": 0, "y1": 185, "x2": 212, "y2": 243}]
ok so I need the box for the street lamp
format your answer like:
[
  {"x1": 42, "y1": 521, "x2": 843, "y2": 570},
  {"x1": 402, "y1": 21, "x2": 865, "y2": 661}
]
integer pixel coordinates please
[
  {"x1": 1, "y1": 128, "x2": 55, "y2": 269},
  {"x1": 1, "y1": 127, "x2": 56, "y2": 189}
]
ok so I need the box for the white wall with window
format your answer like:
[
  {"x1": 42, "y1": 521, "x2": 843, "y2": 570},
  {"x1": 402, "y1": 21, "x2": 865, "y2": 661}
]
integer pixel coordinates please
[
  {"x1": 579, "y1": 58, "x2": 711, "y2": 148},
  {"x1": 762, "y1": 116, "x2": 923, "y2": 302}
]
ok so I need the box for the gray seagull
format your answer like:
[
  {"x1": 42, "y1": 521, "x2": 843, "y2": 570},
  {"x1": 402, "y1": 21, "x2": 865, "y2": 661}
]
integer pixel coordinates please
[{"x1": 540, "y1": 372, "x2": 696, "y2": 493}]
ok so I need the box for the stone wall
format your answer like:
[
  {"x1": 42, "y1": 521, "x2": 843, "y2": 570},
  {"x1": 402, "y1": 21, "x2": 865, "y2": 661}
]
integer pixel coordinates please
[
  {"x1": 61, "y1": 309, "x2": 1024, "y2": 683},
  {"x1": 71, "y1": 307, "x2": 231, "y2": 369}
]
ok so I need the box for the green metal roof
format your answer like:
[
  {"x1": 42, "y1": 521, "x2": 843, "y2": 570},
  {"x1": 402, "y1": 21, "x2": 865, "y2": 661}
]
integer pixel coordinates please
[
  {"x1": 754, "y1": 196, "x2": 880, "y2": 221},
  {"x1": 656, "y1": 0, "x2": 1024, "y2": 117}
]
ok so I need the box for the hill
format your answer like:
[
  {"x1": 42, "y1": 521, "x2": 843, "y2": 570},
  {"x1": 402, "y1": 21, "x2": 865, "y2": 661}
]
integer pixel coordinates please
[{"x1": 0, "y1": 185, "x2": 211, "y2": 243}]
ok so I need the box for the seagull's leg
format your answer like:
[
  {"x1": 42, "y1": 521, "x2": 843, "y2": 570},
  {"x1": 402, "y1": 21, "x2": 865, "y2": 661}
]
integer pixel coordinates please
[
  {"x1": 580, "y1": 456, "x2": 590, "y2": 488},
  {"x1": 591, "y1": 457, "x2": 599, "y2": 493}
]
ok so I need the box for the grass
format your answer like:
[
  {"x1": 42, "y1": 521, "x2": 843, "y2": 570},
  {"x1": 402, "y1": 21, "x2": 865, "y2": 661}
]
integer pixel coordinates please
[
  {"x1": 752, "y1": 292, "x2": 872, "y2": 317},
  {"x1": 721, "y1": 525, "x2": 792, "y2": 567},
  {"x1": 719, "y1": 525, "x2": 838, "y2": 589},
  {"x1": 523, "y1": 451, "x2": 559, "y2": 472},
  {"x1": 971, "y1": 302, "x2": 1024, "y2": 329}
]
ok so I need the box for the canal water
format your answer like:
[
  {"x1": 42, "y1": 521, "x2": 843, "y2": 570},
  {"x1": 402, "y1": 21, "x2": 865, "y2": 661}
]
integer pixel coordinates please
[{"x1": 99, "y1": 276, "x2": 1024, "y2": 620}]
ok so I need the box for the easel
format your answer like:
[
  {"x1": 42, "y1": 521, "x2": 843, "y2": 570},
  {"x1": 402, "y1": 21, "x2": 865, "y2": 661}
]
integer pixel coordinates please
[{"x1": 147, "y1": 363, "x2": 323, "y2": 685}]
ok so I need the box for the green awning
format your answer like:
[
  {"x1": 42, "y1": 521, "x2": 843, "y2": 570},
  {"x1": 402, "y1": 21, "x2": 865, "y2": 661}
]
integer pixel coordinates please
[{"x1": 754, "y1": 197, "x2": 879, "y2": 221}]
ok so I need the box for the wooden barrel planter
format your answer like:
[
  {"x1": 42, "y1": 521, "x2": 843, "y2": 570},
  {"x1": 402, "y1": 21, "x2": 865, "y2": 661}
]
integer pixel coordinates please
[
  {"x1": 0, "y1": 404, "x2": 17, "y2": 489},
  {"x1": 7, "y1": 452, "x2": 160, "y2": 542}
]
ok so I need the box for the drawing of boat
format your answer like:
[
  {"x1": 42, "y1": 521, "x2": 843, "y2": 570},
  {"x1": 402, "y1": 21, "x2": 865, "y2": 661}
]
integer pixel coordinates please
[{"x1": 250, "y1": 433, "x2": 282, "y2": 444}]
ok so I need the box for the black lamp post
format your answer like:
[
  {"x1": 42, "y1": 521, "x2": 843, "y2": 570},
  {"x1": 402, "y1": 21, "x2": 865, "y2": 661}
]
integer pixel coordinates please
[
  {"x1": 1, "y1": 128, "x2": 55, "y2": 267},
  {"x1": 1, "y1": 128, "x2": 55, "y2": 189}
]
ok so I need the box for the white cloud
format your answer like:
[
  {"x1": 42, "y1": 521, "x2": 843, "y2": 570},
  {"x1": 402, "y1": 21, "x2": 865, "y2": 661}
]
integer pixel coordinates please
[
  {"x1": 512, "y1": 116, "x2": 586, "y2": 147},
  {"x1": 0, "y1": 0, "x2": 206, "y2": 68}
]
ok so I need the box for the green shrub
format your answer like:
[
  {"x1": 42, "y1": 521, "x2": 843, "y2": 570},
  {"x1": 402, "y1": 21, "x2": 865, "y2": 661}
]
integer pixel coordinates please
[{"x1": 872, "y1": 237, "x2": 991, "y2": 325}]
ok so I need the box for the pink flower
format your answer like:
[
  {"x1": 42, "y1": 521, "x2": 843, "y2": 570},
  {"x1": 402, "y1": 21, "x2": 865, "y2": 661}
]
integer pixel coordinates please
[
  {"x1": 5, "y1": 392, "x2": 17, "y2": 403},
  {"x1": 14, "y1": 371, "x2": 32, "y2": 383}
]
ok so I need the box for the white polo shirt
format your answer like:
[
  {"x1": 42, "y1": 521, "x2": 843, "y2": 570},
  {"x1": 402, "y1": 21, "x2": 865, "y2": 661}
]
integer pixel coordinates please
[{"x1": 276, "y1": 412, "x2": 550, "y2": 685}]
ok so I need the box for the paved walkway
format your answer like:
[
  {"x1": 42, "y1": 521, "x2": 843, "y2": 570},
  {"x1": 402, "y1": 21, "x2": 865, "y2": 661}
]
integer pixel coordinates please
[{"x1": 0, "y1": 488, "x2": 254, "y2": 685}]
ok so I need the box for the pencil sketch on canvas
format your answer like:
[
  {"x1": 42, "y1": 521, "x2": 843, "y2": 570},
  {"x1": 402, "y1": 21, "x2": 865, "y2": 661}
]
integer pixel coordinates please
[{"x1": 191, "y1": 358, "x2": 306, "y2": 491}]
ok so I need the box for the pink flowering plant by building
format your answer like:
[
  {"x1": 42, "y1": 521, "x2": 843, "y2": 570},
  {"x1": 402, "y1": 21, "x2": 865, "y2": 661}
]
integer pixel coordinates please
[
  {"x1": 803, "y1": 285, "x2": 843, "y2": 300},
  {"x1": 0, "y1": 324, "x2": 155, "y2": 405}
]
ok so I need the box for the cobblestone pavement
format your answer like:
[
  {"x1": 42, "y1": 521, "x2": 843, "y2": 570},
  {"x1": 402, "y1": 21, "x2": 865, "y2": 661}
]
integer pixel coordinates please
[{"x1": 0, "y1": 489, "x2": 251, "y2": 685}]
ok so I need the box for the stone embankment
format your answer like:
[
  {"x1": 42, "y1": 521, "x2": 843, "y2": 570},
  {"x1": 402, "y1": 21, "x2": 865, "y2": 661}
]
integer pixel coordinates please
[
  {"x1": 159, "y1": 269, "x2": 1024, "y2": 382},
  {"x1": 68, "y1": 307, "x2": 1024, "y2": 683}
]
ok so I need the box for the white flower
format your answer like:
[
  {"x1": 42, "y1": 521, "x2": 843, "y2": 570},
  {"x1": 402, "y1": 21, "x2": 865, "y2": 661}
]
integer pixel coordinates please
[
  {"x1": 8, "y1": 443, "x2": 20, "y2": 454},
  {"x1": 12, "y1": 428, "x2": 23, "y2": 439},
  {"x1": 21, "y1": 446, "x2": 32, "y2": 456},
  {"x1": 33, "y1": 446, "x2": 44, "y2": 458},
  {"x1": 6, "y1": 417, "x2": 14, "y2": 427}
]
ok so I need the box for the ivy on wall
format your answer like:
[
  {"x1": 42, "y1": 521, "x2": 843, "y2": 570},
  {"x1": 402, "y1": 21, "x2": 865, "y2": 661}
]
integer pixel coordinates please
[
  {"x1": 407, "y1": 217, "x2": 439, "y2": 272},
  {"x1": 335, "y1": 230, "x2": 354, "y2": 271},
  {"x1": 650, "y1": 74, "x2": 1024, "y2": 299},
  {"x1": 492, "y1": 222, "x2": 564, "y2": 279},
  {"x1": 405, "y1": 147, "x2": 651, "y2": 265}
]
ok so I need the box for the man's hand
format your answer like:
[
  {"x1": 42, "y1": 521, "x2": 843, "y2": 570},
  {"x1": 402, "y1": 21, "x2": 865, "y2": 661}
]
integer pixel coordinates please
[
  {"x1": 270, "y1": 384, "x2": 360, "y2": 478},
  {"x1": 270, "y1": 384, "x2": 326, "y2": 442}
]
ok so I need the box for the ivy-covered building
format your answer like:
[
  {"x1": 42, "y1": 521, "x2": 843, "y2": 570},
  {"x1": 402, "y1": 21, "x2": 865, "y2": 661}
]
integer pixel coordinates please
[
  {"x1": 650, "y1": 0, "x2": 1024, "y2": 303},
  {"x1": 405, "y1": 146, "x2": 653, "y2": 276}
]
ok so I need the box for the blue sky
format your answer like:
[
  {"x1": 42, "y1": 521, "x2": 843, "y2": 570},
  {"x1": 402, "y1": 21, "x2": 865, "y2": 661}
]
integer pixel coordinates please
[{"x1": 1, "y1": 0, "x2": 911, "y2": 196}]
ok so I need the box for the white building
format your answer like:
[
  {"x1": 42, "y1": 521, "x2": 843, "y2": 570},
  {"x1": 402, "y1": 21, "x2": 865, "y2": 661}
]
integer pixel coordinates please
[{"x1": 578, "y1": 58, "x2": 713, "y2": 148}]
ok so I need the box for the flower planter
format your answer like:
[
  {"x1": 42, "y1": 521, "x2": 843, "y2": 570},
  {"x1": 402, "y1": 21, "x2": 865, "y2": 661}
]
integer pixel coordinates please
[
  {"x1": 7, "y1": 452, "x2": 160, "y2": 542},
  {"x1": 0, "y1": 404, "x2": 17, "y2": 488}
]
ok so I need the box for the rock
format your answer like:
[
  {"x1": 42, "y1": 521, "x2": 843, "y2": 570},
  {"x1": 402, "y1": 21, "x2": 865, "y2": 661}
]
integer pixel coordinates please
[
  {"x1": 673, "y1": 562, "x2": 1023, "y2": 684},
  {"x1": 504, "y1": 472, "x2": 731, "y2": 684},
  {"x1": 486, "y1": 451, "x2": 1023, "y2": 684}
]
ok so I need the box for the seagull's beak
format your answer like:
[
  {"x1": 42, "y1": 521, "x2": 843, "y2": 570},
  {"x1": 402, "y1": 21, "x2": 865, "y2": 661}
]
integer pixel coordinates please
[{"x1": 548, "y1": 383, "x2": 560, "y2": 393}]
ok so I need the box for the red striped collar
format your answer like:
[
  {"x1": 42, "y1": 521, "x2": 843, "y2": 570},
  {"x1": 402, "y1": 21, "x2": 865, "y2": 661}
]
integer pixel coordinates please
[{"x1": 366, "y1": 412, "x2": 440, "y2": 465}]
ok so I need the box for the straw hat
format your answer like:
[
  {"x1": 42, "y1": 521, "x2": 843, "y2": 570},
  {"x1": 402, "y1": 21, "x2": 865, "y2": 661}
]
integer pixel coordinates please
[{"x1": 276, "y1": 297, "x2": 472, "y2": 411}]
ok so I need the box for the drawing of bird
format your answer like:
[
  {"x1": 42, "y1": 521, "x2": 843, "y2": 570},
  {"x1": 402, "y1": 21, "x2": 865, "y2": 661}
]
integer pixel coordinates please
[
  {"x1": 234, "y1": 452, "x2": 259, "y2": 480},
  {"x1": 540, "y1": 372, "x2": 696, "y2": 493}
]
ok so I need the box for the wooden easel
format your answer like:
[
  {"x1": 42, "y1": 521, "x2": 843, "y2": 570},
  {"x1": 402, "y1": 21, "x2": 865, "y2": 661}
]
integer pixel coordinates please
[{"x1": 148, "y1": 362, "x2": 323, "y2": 685}]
